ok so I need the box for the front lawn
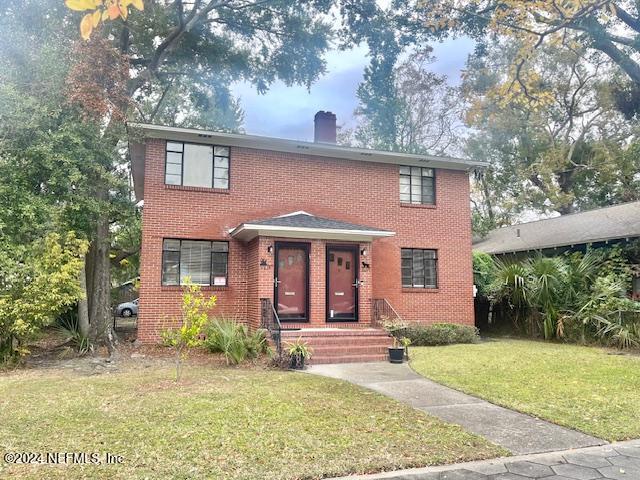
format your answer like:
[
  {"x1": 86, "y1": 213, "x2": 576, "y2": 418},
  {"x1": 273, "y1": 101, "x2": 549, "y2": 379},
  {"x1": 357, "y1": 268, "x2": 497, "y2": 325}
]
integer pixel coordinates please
[
  {"x1": 410, "y1": 339, "x2": 640, "y2": 441},
  {"x1": 0, "y1": 362, "x2": 503, "y2": 479}
]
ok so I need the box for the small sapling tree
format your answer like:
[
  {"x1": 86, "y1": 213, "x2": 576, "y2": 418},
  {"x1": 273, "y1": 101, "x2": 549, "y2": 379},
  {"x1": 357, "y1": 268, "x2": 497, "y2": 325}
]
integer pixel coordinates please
[{"x1": 161, "y1": 278, "x2": 216, "y2": 382}]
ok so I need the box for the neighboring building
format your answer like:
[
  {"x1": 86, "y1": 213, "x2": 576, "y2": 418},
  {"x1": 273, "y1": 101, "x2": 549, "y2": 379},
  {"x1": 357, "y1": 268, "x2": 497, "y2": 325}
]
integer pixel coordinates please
[
  {"x1": 127, "y1": 111, "x2": 485, "y2": 362},
  {"x1": 473, "y1": 201, "x2": 640, "y2": 299}
]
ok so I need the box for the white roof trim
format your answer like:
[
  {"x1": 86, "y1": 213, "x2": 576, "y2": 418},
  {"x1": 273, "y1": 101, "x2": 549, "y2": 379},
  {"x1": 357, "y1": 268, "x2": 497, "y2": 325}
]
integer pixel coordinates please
[
  {"x1": 229, "y1": 224, "x2": 396, "y2": 242},
  {"x1": 128, "y1": 123, "x2": 488, "y2": 171},
  {"x1": 276, "y1": 211, "x2": 314, "y2": 218}
]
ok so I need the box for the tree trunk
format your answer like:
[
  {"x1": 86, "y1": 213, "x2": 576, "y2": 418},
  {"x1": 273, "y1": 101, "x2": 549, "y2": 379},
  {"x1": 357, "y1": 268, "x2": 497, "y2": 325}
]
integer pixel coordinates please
[
  {"x1": 480, "y1": 174, "x2": 496, "y2": 224},
  {"x1": 86, "y1": 236, "x2": 96, "y2": 318},
  {"x1": 78, "y1": 257, "x2": 90, "y2": 338},
  {"x1": 88, "y1": 187, "x2": 118, "y2": 357},
  {"x1": 175, "y1": 346, "x2": 183, "y2": 382}
]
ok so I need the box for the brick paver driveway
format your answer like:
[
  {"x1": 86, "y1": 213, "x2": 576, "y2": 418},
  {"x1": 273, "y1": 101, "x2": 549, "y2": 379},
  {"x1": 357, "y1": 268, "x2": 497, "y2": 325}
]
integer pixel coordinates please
[{"x1": 329, "y1": 441, "x2": 640, "y2": 480}]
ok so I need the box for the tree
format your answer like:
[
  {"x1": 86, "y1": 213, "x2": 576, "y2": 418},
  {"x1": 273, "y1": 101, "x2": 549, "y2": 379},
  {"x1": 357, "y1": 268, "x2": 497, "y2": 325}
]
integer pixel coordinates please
[
  {"x1": 65, "y1": 0, "x2": 144, "y2": 40},
  {"x1": 463, "y1": 41, "x2": 640, "y2": 228},
  {"x1": 74, "y1": 0, "x2": 408, "y2": 355},
  {"x1": 344, "y1": 48, "x2": 464, "y2": 155},
  {"x1": 2, "y1": 0, "x2": 396, "y2": 356},
  {"x1": 413, "y1": 1, "x2": 640, "y2": 118},
  {"x1": 1, "y1": 0, "x2": 142, "y2": 355},
  {"x1": 161, "y1": 280, "x2": 216, "y2": 382}
]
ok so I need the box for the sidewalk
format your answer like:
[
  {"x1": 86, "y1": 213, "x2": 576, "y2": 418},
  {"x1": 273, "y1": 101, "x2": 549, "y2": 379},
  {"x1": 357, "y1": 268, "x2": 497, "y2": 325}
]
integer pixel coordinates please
[
  {"x1": 307, "y1": 362, "x2": 604, "y2": 455},
  {"x1": 328, "y1": 440, "x2": 640, "y2": 480}
]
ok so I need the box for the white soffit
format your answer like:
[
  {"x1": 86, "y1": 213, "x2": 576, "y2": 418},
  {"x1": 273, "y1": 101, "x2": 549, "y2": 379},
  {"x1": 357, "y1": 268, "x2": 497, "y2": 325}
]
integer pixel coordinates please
[{"x1": 229, "y1": 224, "x2": 396, "y2": 242}]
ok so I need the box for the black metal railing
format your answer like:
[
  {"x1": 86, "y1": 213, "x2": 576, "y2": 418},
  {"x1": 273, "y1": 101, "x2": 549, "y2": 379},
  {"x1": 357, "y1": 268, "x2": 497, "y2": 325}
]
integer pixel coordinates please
[
  {"x1": 371, "y1": 298, "x2": 403, "y2": 328},
  {"x1": 260, "y1": 298, "x2": 282, "y2": 357}
]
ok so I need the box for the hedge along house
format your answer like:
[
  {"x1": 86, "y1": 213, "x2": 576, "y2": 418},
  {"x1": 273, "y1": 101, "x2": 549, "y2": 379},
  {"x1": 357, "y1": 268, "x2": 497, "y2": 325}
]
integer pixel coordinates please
[
  {"x1": 473, "y1": 201, "x2": 640, "y2": 302},
  {"x1": 128, "y1": 112, "x2": 486, "y2": 363}
]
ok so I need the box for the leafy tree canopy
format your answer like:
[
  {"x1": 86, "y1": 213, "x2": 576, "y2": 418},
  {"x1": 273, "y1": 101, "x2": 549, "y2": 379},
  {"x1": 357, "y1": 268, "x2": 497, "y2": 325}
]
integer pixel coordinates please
[
  {"x1": 344, "y1": 48, "x2": 464, "y2": 155},
  {"x1": 464, "y1": 40, "x2": 640, "y2": 229},
  {"x1": 417, "y1": 0, "x2": 640, "y2": 116}
]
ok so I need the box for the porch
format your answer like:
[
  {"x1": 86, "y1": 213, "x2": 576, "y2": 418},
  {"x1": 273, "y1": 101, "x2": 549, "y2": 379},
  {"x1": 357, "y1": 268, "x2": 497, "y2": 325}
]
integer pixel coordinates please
[
  {"x1": 230, "y1": 211, "x2": 400, "y2": 363},
  {"x1": 231, "y1": 211, "x2": 396, "y2": 326}
]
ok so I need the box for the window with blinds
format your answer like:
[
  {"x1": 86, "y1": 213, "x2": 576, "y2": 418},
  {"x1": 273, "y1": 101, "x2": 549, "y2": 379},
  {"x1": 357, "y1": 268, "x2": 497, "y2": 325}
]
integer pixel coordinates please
[
  {"x1": 162, "y1": 239, "x2": 229, "y2": 286},
  {"x1": 165, "y1": 141, "x2": 230, "y2": 189},
  {"x1": 401, "y1": 248, "x2": 438, "y2": 288},
  {"x1": 399, "y1": 166, "x2": 435, "y2": 204}
]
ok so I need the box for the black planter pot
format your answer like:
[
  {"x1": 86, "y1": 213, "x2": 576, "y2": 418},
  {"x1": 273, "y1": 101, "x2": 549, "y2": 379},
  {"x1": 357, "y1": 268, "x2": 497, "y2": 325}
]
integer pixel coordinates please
[
  {"x1": 290, "y1": 354, "x2": 306, "y2": 370},
  {"x1": 388, "y1": 347, "x2": 405, "y2": 364}
]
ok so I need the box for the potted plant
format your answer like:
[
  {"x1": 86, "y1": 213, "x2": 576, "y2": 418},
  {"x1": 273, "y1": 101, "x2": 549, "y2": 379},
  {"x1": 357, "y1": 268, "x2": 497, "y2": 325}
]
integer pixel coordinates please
[
  {"x1": 400, "y1": 337, "x2": 411, "y2": 360},
  {"x1": 382, "y1": 318, "x2": 408, "y2": 364},
  {"x1": 286, "y1": 338, "x2": 313, "y2": 369},
  {"x1": 388, "y1": 337, "x2": 405, "y2": 364}
]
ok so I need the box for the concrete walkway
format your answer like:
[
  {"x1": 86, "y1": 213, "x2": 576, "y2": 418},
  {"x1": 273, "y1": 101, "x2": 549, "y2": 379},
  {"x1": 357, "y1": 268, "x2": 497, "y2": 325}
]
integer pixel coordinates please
[
  {"x1": 307, "y1": 362, "x2": 605, "y2": 455},
  {"x1": 328, "y1": 440, "x2": 640, "y2": 480}
]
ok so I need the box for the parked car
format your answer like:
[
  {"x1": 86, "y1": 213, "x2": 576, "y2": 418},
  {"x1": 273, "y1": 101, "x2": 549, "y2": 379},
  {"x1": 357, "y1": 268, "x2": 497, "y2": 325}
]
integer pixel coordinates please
[{"x1": 115, "y1": 298, "x2": 139, "y2": 317}]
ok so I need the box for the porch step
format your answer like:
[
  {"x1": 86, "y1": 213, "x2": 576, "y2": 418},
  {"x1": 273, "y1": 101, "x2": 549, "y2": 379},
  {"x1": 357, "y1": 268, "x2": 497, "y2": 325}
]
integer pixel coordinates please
[
  {"x1": 310, "y1": 345, "x2": 390, "y2": 355},
  {"x1": 311, "y1": 354, "x2": 389, "y2": 364},
  {"x1": 280, "y1": 328, "x2": 393, "y2": 364},
  {"x1": 282, "y1": 336, "x2": 391, "y2": 347},
  {"x1": 281, "y1": 328, "x2": 389, "y2": 337}
]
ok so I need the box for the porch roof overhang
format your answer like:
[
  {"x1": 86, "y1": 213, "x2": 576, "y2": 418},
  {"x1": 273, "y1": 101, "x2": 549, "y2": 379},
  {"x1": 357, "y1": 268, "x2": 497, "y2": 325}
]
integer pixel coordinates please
[{"x1": 229, "y1": 212, "x2": 395, "y2": 242}]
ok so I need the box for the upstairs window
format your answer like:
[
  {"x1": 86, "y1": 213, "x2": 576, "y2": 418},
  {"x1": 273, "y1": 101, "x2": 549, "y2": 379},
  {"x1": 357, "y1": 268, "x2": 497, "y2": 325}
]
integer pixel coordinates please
[
  {"x1": 162, "y1": 239, "x2": 229, "y2": 286},
  {"x1": 401, "y1": 248, "x2": 437, "y2": 288},
  {"x1": 165, "y1": 141, "x2": 230, "y2": 189},
  {"x1": 399, "y1": 166, "x2": 435, "y2": 204}
]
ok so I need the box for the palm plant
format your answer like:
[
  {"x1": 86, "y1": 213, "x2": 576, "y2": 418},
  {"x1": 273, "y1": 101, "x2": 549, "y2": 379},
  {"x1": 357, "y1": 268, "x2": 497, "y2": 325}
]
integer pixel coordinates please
[
  {"x1": 564, "y1": 251, "x2": 602, "y2": 305},
  {"x1": 203, "y1": 317, "x2": 269, "y2": 365},
  {"x1": 487, "y1": 248, "x2": 640, "y2": 348},
  {"x1": 526, "y1": 256, "x2": 566, "y2": 339},
  {"x1": 56, "y1": 316, "x2": 91, "y2": 356},
  {"x1": 489, "y1": 258, "x2": 530, "y2": 332}
]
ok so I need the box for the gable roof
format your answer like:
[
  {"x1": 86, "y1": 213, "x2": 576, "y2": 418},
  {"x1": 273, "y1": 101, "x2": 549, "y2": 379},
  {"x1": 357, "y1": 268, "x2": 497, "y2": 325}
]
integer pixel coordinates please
[
  {"x1": 229, "y1": 212, "x2": 395, "y2": 242},
  {"x1": 127, "y1": 123, "x2": 488, "y2": 200},
  {"x1": 473, "y1": 201, "x2": 640, "y2": 255}
]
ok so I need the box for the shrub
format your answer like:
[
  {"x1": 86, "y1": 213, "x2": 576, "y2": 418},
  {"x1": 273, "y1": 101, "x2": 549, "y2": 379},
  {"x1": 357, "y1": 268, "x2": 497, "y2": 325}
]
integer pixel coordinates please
[
  {"x1": 203, "y1": 317, "x2": 269, "y2": 365},
  {"x1": 398, "y1": 323, "x2": 480, "y2": 346},
  {"x1": 0, "y1": 233, "x2": 88, "y2": 363},
  {"x1": 473, "y1": 251, "x2": 495, "y2": 298},
  {"x1": 487, "y1": 250, "x2": 640, "y2": 348}
]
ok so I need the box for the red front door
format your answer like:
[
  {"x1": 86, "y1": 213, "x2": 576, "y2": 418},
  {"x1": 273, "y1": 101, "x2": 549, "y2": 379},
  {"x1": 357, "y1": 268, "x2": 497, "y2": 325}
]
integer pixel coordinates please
[
  {"x1": 274, "y1": 242, "x2": 309, "y2": 321},
  {"x1": 326, "y1": 245, "x2": 359, "y2": 322}
]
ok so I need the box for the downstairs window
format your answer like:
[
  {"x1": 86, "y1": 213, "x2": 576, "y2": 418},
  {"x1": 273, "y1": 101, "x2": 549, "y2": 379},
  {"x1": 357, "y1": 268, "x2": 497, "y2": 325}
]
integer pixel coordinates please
[
  {"x1": 401, "y1": 248, "x2": 438, "y2": 288},
  {"x1": 162, "y1": 239, "x2": 229, "y2": 286}
]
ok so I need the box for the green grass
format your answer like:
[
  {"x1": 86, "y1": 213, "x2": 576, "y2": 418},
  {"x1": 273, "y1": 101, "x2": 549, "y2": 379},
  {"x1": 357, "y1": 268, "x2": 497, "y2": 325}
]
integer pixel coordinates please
[
  {"x1": 0, "y1": 364, "x2": 504, "y2": 479},
  {"x1": 410, "y1": 339, "x2": 640, "y2": 441}
]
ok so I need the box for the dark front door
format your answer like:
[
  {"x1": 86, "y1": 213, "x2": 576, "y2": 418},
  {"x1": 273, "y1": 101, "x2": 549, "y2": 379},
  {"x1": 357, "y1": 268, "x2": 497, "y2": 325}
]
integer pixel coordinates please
[
  {"x1": 326, "y1": 245, "x2": 359, "y2": 322},
  {"x1": 274, "y1": 242, "x2": 309, "y2": 322}
]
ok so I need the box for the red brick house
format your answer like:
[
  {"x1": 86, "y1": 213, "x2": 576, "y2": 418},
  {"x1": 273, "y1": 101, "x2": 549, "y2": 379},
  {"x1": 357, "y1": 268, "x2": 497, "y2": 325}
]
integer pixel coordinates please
[{"x1": 128, "y1": 112, "x2": 485, "y2": 362}]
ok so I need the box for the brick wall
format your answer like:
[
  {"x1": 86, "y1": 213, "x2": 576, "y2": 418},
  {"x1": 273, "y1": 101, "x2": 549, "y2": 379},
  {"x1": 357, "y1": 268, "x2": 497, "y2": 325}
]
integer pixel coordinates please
[{"x1": 137, "y1": 138, "x2": 474, "y2": 342}]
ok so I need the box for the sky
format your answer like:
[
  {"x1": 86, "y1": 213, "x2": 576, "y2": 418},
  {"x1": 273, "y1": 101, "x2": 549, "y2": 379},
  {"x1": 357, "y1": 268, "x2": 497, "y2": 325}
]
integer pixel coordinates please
[{"x1": 231, "y1": 37, "x2": 475, "y2": 141}]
